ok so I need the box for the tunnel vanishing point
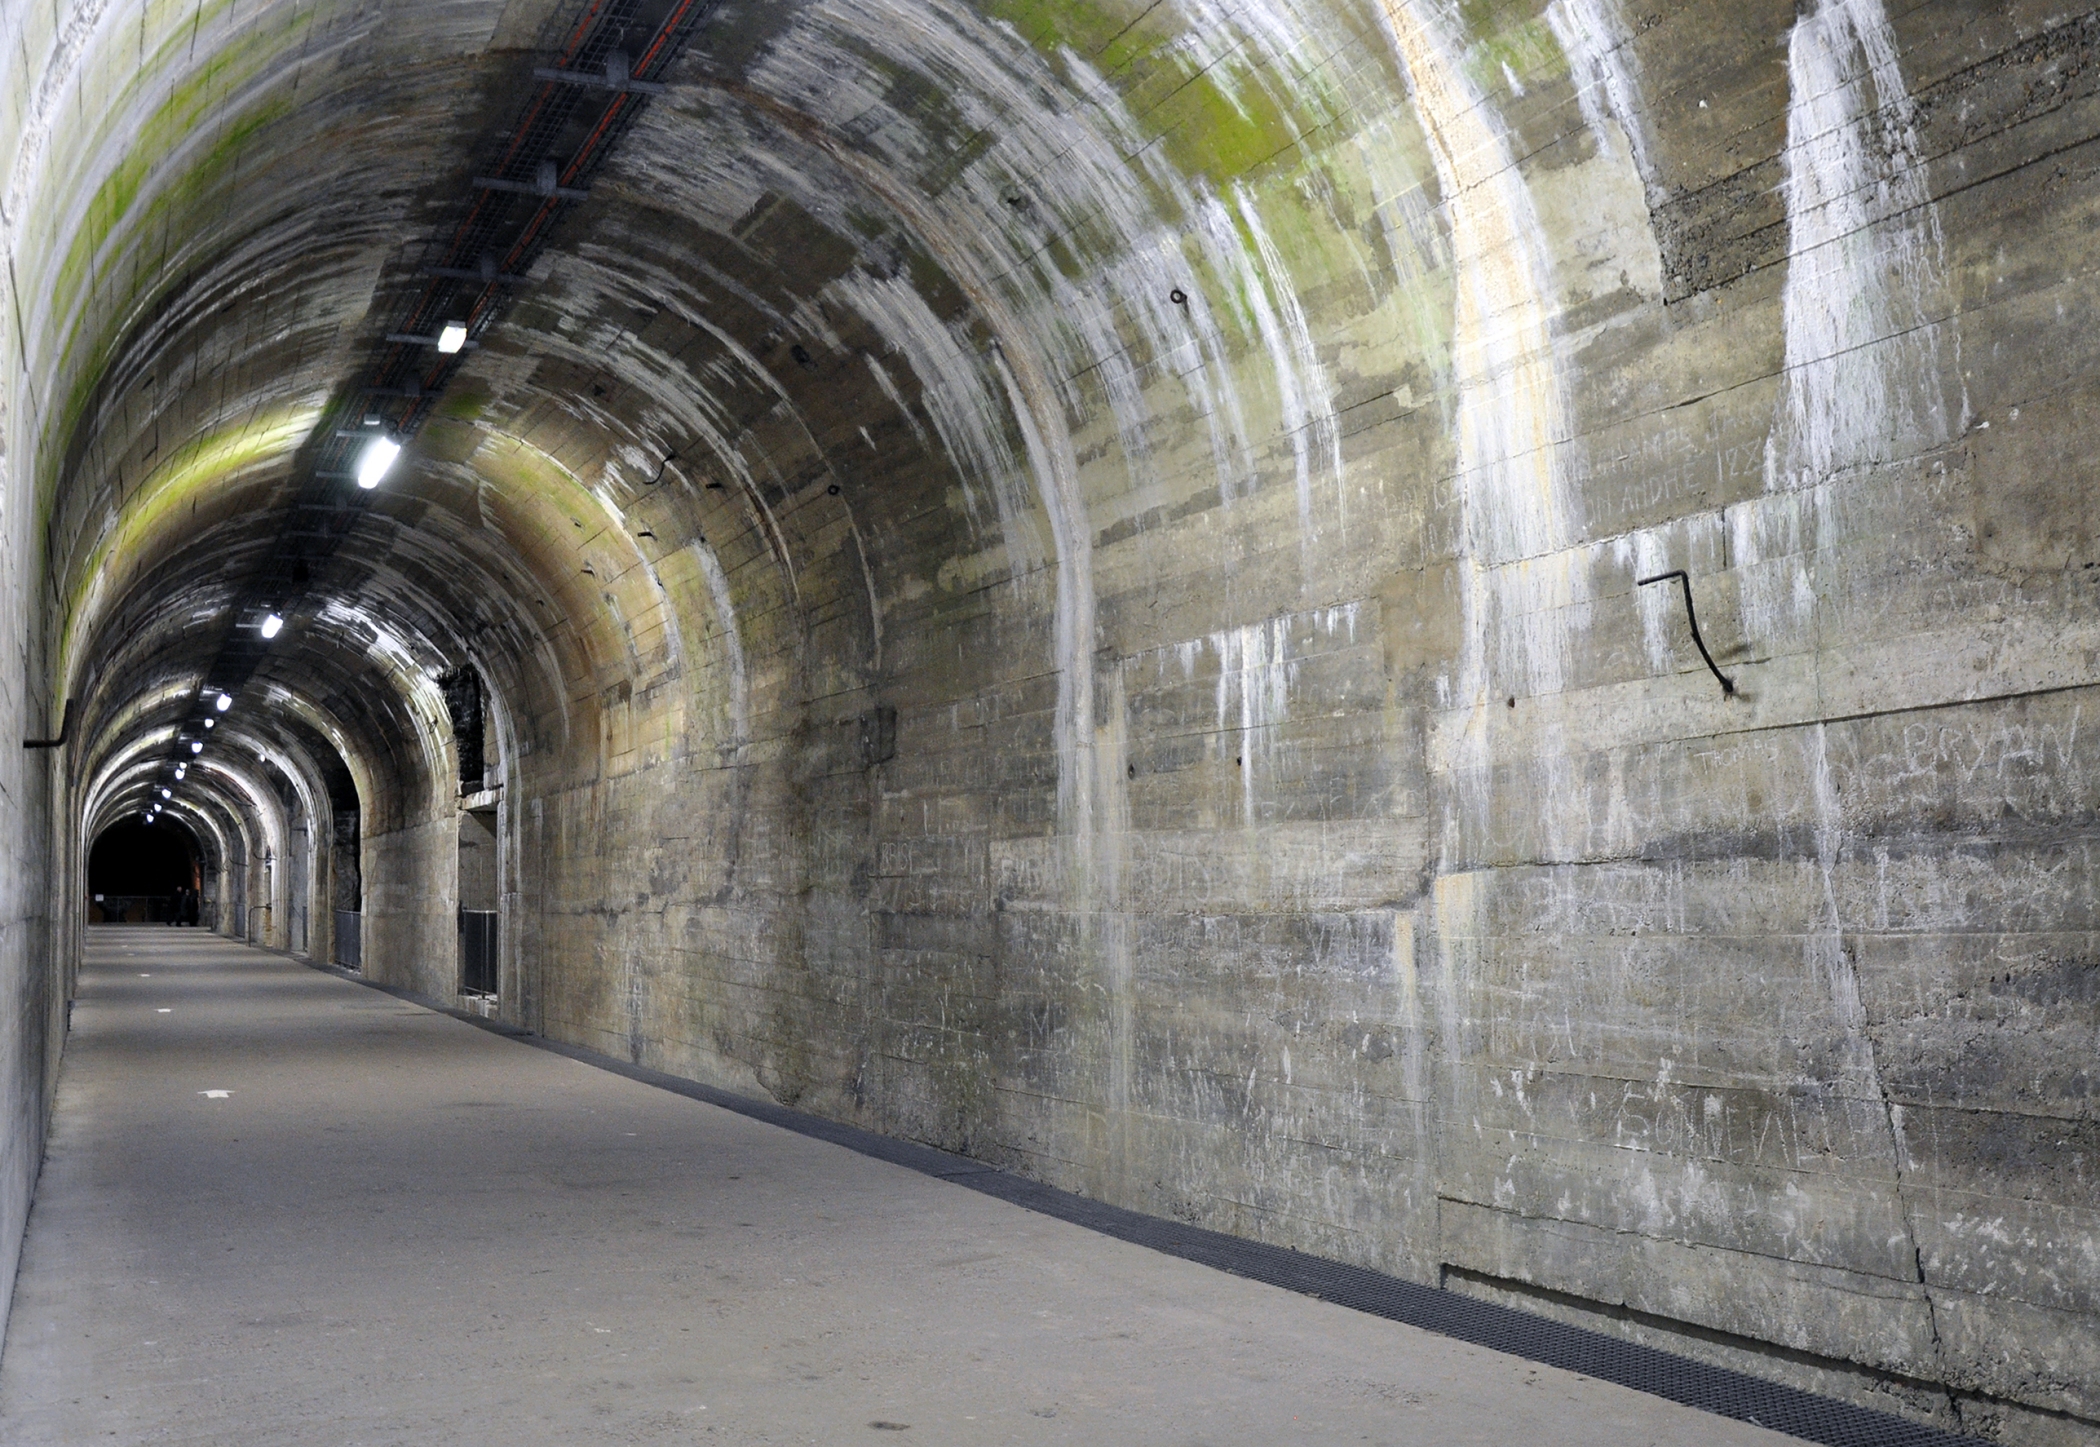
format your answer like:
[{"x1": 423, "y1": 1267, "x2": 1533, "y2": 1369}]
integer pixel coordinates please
[{"x1": 0, "y1": 0, "x2": 2094, "y2": 1440}]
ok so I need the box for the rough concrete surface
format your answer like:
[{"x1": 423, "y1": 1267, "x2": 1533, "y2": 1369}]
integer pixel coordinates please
[
  {"x1": 0, "y1": 929, "x2": 1797, "y2": 1446},
  {"x1": 3, "y1": 1, "x2": 2098, "y2": 1442}
]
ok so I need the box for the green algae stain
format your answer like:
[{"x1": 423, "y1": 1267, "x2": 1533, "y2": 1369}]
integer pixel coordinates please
[
  {"x1": 51, "y1": 0, "x2": 285, "y2": 331},
  {"x1": 1454, "y1": 0, "x2": 1561, "y2": 91},
  {"x1": 49, "y1": 89, "x2": 296, "y2": 488},
  {"x1": 984, "y1": 0, "x2": 1158, "y2": 75},
  {"x1": 437, "y1": 387, "x2": 490, "y2": 424},
  {"x1": 1146, "y1": 63, "x2": 1305, "y2": 185},
  {"x1": 983, "y1": 0, "x2": 1325, "y2": 186},
  {"x1": 40, "y1": 0, "x2": 316, "y2": 503},
  {"x1": 58, "y1": 408, "x2": 312, "y2": 681}
]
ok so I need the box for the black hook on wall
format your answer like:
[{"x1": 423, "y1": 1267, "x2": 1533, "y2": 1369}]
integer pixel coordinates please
[
  {"x1": 1636, "y1": 571, "x2": 1736, "y2": 697},
  {"x1": 23, "y1": 699, "x2": 77, "y2": 749}
]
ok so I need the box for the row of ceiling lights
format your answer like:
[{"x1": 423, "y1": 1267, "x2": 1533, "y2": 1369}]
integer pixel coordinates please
[
  {"x1": 349, "y1": 332, "x2": 445, "y2": 490},
  {"x1": 146, "y1": 424, "x2": 405, "y2": 817},
  {"x1": 143, "y1": 691, "x2": 234, "y2": 821},
  {"x1": 133, "y1": 136, "x2": 459, "y2": 815},
  {"x1": 138, "y1": 1, "x2": 710, "y2": 819}
]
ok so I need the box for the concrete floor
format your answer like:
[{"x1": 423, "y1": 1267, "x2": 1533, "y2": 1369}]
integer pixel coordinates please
[{"x1": 0, "y1": 930, "x2": 1802, "y2": 1447}]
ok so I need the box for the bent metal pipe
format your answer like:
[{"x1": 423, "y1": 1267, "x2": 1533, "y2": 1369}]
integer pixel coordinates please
[{"x1": 1636, "y1": 570, "x2": 1737, "y2": 697}]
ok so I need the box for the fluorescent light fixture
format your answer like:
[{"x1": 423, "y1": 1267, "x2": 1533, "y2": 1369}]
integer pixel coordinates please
[
  {"x1": 356, "y1": 436, "x2": 401, "y2": 490},
  {"x1": 437, "y1": 321, "x2": 468, "y2": 354},
  {"x1": 190, "y1": 741, "x2": 203, "y2": 754},
  {"x1": 215, "y1": 693, "x2": 232, "y2": 712},
  {"x1": 261, "y1": 613, "x2": 284, "y2": 639}
]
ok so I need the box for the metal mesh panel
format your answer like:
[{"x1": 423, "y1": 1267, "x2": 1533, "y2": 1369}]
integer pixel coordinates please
[
  {"x1": 333, "y1": 910, "x2": 361, "y2": 971},
  {"x1": 459, "y1": 910, "x2": 498, "y2": 995}
]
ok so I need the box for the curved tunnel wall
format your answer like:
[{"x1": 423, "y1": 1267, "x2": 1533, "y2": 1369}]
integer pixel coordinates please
[{"x1": 0, "y1": 0, "x2": 2095, "y2": 1440}]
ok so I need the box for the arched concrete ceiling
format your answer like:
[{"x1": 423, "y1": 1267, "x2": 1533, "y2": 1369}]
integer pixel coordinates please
[
  {"x1": 18, "y1": 3, "x2": 2100, "y2": 1438},
  {"x1": 21, "y1": 0, "x2": 1467, "y2": 806}
]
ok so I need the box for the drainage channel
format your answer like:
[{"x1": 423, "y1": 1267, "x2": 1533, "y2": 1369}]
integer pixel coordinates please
[{"x1": 308, "y1": 958, "x2": 1986, "y2": 1447}]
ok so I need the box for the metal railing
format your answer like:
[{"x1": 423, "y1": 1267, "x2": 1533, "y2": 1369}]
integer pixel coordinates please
[
  {"x1": 459, "y1": 909, "x2": 498, "y2": 995},
  {"x1": 334, "y1": 910, "x2": 362, "y2": 971},
  {"x1": 90, "y1": 895, "x2": 172, "y2": 924}
]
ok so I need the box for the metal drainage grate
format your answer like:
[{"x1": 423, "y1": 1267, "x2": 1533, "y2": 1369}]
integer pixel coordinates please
[{"x1": 313, "y1": 963, "x2": 1990, "y2": 1447}]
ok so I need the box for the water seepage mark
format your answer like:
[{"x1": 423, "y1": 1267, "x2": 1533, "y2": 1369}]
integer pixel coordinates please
[
  {"x1": 1730, "y1": 0, "x2": 1964, "y2": 649},
  {"x1": 1546, "y1": 0, "x2": 1652, "y2": 180},
  {"x1": 1765, "y1": 0, "x2": 1959, "y2": 494}
]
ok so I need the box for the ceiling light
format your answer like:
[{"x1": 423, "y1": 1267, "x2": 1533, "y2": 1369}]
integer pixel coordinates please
[
  {"x1": 356, "y1": 436, "x2": 401, "y2": 489},
  {"x1": 161, "y1": 788, "x2": 171, "y2": 799},
  {"x1": 215, "y1": 693, "x2": 232, "y2": 711},
  {"x1": 204, "y1": 718, "x2": 215, "y2": 729},
  {"x1": 261, "y1": 613, "x2": 284, "y2": 639},
  {"x1": 437, "y1": 321, "x2": 468, "y2": 354},
  {"x1": 189, "y1": 741, "x2": 203, "y2": 754}
]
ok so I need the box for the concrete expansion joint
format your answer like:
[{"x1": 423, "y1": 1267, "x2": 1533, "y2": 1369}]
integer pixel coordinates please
[{"x1": 1852, "y1": 979, "x2": 1951, "y2": 1397}]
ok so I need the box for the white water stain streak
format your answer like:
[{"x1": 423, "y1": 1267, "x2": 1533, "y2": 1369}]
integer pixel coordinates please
[
  {"x1": 1545, "y1": 0, "x2": 1652, "y2": 180},
  {"x1": 1383, "y1": 0, "x2": 1582, "y2": 877},
  {"x1": 1211, "y1": 605, "x2": 1361, "y2": 826},
  {"x1": 1766, "y1": 0, "x2": 1960, "y2": 495},
  {"x1": 1384, "y1": 1, "x2": 1573, "y2": 571},
  {"x1": 1214, "y1": 617, "x2": 1294, "y2": 828},
  {"x1": 690, "y1": 541, "x2": 748, "y2": 760},
  {"x1": 862, "y1": 352, "x2": 931, "y2": 454},
  {"x1": 725, "y1": 22, "x2": 1125, "y2": 1166},
  {"x1": 1730, "y1": 0, "x2": 1963, "y2": 654},
  {"x1": 830, "y1": 271, "x2": 1047, "y2": 571},
  {"x1": 1233, "y1": 183, "x2": 1347, "y2": 546},
  {"x1": 981, "y1": 342, "x2": 1095, "y2": 849}
]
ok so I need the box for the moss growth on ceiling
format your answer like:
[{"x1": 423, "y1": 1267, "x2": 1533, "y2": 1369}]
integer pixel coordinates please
[
  {"x1": 985, "y1": 0, "x2": 1332, "y2": 186},
  {"x1": 45, "y1": 2, "x2": 311, "y2": 492},
  {"x1": 59, "y1": 405, "x2": 314, "y2": 682}
]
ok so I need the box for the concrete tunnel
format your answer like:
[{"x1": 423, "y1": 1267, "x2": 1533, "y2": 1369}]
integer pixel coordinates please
[{"x1": 0, "y1": 0, "x2": 2092, "y2": 1441}]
